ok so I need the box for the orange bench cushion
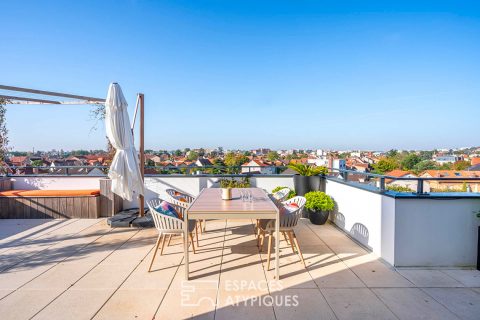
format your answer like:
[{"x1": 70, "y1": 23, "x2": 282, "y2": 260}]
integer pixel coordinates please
[{"x1": 0, "y1": 189, "x2": 100, "y2": 197}]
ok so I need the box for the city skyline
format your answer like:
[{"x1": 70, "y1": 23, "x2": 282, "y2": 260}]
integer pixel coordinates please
[{"x1": 2, "y1": 1, "x2": 480, "y2": 150}]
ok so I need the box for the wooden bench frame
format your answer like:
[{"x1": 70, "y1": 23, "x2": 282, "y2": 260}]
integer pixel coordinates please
[
  {"x1": 0, "y1": 177, "x2": 101, "y2": 219},
  {"x1": 0, "y1": 195, "x2": 100, "y2": 219}
]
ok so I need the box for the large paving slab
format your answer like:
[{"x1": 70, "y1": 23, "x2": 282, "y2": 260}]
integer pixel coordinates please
[{"x1": 0, "y1": 218, "x2": 479, "y2": 320}]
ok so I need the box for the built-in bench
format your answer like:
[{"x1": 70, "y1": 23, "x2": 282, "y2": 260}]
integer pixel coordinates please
[{"x1": 0, "y1": 189, "x2": 101, "y2": 219}]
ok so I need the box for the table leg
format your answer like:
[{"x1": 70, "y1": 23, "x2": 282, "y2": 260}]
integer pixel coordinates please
[
  {"x1": 184, "y1": 210, "x2": 189, "y2": 280},
  {"x1": 275, "y1": 210, "x2": 280, "y2": 279}
]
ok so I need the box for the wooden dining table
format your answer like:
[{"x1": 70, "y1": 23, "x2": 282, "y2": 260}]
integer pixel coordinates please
[{"x1": 184, "y1": 187, "x2": 280, "y2": 280}]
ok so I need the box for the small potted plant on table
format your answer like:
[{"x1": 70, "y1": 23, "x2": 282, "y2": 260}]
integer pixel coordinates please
[{"x1": 304, "y1": 191, "x2": 335, "y2": 224}]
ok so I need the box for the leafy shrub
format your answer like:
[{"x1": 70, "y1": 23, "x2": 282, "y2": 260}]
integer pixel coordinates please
[
  {"x1": 287, "y1": 163, "x2": 328, "y2": 176},
  {"x1": 386, "y1": 185, "x2": 414, "y2": 192},
  {"x1": 271, "y1": 186, "x2": 296, "y2": 199},
  {"x1": 304, "y1": 191, "x2": 335, "y2": 211},
  {"x1": 219, "y1": 177, "x2": 250, "y2": 188}
]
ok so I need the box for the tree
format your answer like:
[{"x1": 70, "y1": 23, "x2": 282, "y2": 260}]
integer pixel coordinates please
[
  {"x1": 0, "y1": 98, "x2": 8, "y2": 162},
  {"x1": 224, "y1": 152, "x2": 238, "y2": 167},
  {"x1": 174, "y1": 149, "x2": 182, "y2": 157},
  {"x1": 439, "y1": 162, "x2": 453, "y2": 170},
  {"x1": 401, "y1": 154, "x2": 421, "y2": 170},
  {"x1": 419, "y1": 150, "x2": 434, "y2": 161},
  {"x1": 413, "y1": 160, "x2": 437, "y2": 173},
  {"x1": 372, "y1": 157, "x2": 399, "y2": 174},
  {"x1": 452, "y1": 160, "x2": 470, "y2": 171},
  {"x1": 30, "y1": 159, "x2": 44, "y2": 167},
  {"x1": 224, "y1": 152, "x2": 248, "y2": 167},
  {"x1": 187, "y1": 151, "x2": 199, "y2": 161},
  {"x1": 266, "y1": 151, "x2": 279, "y2": 162},
  {"x1": 386, "y1": 149, "x2": 398, "y2": 158}
]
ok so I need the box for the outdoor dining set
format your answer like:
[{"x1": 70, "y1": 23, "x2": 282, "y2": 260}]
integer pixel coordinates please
[{"x1": 146, "y1": 187, "x2": 307, "y2": 280}]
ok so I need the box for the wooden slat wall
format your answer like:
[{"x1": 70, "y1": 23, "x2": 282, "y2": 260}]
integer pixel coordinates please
[
  {"x1": 99, "y1": 179, "x2": 123, "y2": 217},
  {"x1": 0, "y1": 177, "x2": 12, "y2": 191},
  {"x1": 0, "y1": 196, "x2": 100, "y2": 219}
]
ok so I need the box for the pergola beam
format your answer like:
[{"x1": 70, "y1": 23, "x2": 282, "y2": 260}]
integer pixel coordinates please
[
  {"x1": 0, "y1": 84, "x2": 105, "y2": 103},
  {"x1": 0, "y1": 95, "x2": 61, "y2": 104}
]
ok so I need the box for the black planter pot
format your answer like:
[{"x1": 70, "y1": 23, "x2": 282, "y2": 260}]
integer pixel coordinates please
[
  {"x1": 293, "y1": 175, "x2": 325, "y2": 196},
  {"x1": 307, "y1": 208, "x2": 330, "y2": 225},
  {"x1": 293, "y1": 175, "x2": 310, "y2": 196}
]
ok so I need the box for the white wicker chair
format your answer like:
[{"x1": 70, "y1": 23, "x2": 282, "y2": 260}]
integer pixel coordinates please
[
  {"x1": 257, "y1": 196, "x2": 307, "y2": 270},
  {"x1": 166, "y1": 188, "x2": 206, "y2": 233},
  {"x1": 271, "y1": 187, "x2": 291, "y2": 202},
  {"x1": 147, "y1": 198, "x2": 197, "y2": 272},
  {"x1": 255, "y1": 187, "x2": 292, "y2": 237}
]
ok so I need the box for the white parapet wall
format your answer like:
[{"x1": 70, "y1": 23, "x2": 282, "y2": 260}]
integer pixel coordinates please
[
  {"x1": 394, "y1": 198, "x2": 480, "y2": 267},
  {"x1": 326, "y1": 179, "x2": 396, "y2": 265},
  {"x1": 326, "y1": 178, "x2": 480, "y2": 268}
]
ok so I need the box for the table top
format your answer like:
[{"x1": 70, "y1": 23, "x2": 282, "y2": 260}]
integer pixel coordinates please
[{"x1": 187, "y1": 188, "x2": 279, "y2": 214}]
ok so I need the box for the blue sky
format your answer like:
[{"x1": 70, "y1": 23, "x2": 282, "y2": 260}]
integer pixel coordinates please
[{"x1": 2, "y1": 1, "x2": 479, "y2": 151}]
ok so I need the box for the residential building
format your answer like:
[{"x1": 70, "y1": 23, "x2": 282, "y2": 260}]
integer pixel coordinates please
[
  {"x1": 241, "y1": 159, "x2": 276, "y2": 174},
  {"x1": 420, "y1": 170, "x2": 480, "y2": 192},
  {"x1": 385, "y1": 170, "x2": 418, "y2": 191}
]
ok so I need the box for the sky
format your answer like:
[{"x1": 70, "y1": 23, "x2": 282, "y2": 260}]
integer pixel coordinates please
[{"x1": 1, "y1": 0, "x2": 479, "y2": 151}]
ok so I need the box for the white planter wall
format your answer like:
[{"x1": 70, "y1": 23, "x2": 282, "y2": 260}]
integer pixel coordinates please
[
  {"x1": 394, "y1": 198, "x2": 480, "y2": 267},
  {"x1": 326, "y1": 179, "x2": 396, "y2": 265},
  {"x1": 327, "y1": 179, "x2": 480, "y2": 267}
]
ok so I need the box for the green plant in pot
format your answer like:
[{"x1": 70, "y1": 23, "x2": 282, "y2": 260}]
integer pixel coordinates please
[
  {"x1": 304, "y1": 191, "x2": 335, "y2": 225},
  {"x1": 288, "y1": 163, "x2": 328, "y2": 196}
]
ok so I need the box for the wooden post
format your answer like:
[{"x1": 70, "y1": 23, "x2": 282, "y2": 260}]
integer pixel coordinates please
[{"x1": 139, "y1": 93, "x2": 145, "y2": 217}]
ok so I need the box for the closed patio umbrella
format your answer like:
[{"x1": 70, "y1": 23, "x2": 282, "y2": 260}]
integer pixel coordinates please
[{"x1": 105, "y1": 83, "x2": 144, "y2": 202}]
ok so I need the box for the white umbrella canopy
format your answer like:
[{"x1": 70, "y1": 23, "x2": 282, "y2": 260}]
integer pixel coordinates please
[{"x1": 105, "y1": 83, "x2": 144, "y2": 201}]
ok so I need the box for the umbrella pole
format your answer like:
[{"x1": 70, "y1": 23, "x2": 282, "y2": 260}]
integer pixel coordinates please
[{"x1": 139, "y1": 93, "x2": 145, "y2": 217}]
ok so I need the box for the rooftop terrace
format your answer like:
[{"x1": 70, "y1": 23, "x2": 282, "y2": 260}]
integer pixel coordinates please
[{"x1": 0, "y1": 218, "x2": 479, "y2": 320}]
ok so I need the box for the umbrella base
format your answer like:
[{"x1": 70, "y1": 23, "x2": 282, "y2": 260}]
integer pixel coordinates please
[{"x1": 107, "y1": 208, "x2": 152, "y2": 228}]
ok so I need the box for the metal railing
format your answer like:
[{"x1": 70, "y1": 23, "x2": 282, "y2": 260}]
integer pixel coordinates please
[
  {"x1": 328, "y1": 168, "x2": 480, "y2": 194},
  {"x1": 3, "y1": 165, "x2": 480, "y2": 195}
]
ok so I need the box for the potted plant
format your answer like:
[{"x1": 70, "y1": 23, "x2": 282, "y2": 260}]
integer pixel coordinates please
[
  {"x1": 304, "y1": 191, "x2": 335, "y2": 224},
  {"x1": 220, "y1": 179, "x2": 234, "y2": 200},
  {"x1": 288, "y1": 163, "x2": 328, "y2": 196},
  {"x1": 219, "y1": 177, "x2": 251, "y2": 200}
]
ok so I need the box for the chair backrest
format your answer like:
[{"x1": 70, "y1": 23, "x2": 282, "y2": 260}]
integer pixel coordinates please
[
  {"x1": 147, "y1": 198, "x2": 184, "y2": 233},
  {"x1": 165, "y1": 189, "x2": 195, "y2": 209},
  {"x1": 283, "y1": 196, "x2": 306, "y2": 208},
  {"x1": 272, "y1": 188, "x2": 290, "y2": 202},
  {"x1": 277, "y1": 196, "x2": 307, "y2": 229}
]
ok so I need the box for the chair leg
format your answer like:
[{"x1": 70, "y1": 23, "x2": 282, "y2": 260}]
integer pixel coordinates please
[
  {"x1": 287, "y1": 231, "x2": 296, "y2": 254},
  {"x1": 259, "y1": 230, "x2": 265, "y2": 252},
  {"x1": 189, "y1": 232, "x2": 196, "y2": 254},
  {"x1": 203, "y1": 220, "x2": 206, "y2": 232},
  {"x1": 256, "y1": 228, "x2": 262, "y2": 247},
  {"x1": 282, "y1": 231, "x2": 289, "y2": 244},
  {"x1": 160, "y1": 233, "x2": 168, "y2": 255},
  {"x1": 148, "y1": 234, "x2": 163, "y2": 272},
  {"x1": 292, "y1": 231, "x2": 306, "y2": 268},
  {"x1": 267, "y1": 231, "x2": 273, "y2": 270},
  {"x1": 195, "y1": 227, "x2": 199, "y2": 248},
  {"x1": 166, "y1": 234, "x2": 172, "y2": 246}
]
